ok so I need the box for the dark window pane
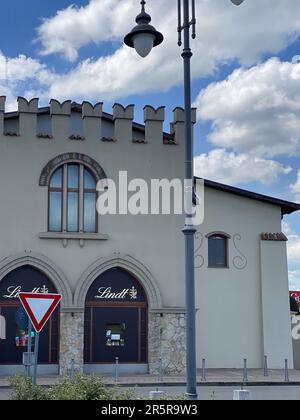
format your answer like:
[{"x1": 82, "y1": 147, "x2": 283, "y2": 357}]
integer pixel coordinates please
[
  {"x1": 67, "y1": 192, "x2": 78, "y2": 232},
  {"x1": 84, "y1": 169, "x2": 96, "y2": 189},
  {"x1": 49, "y1": 192, "x2": 62, "y2": 232},
  {"x1": 68, "y1": 165, "x2": 79, "y2": 189},
  {"x1": 84, "y1": 193, "x2": 96, "y2": 233},
  {"x1": 208, "y1": 236, "x2": 227, "y2": 267},
  {"x1": 50, "y1": 168, "x2": 62, "y2": 189}
]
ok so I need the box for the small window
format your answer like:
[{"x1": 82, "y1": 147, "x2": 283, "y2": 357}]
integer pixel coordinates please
[{"x1": 208, "y1": 235, "x2": 228, "y2": 268}]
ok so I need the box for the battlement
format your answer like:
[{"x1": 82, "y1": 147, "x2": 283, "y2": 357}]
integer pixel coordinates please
[{"x1": 0, "y1": 97, "x2": 197, "y2": 146}]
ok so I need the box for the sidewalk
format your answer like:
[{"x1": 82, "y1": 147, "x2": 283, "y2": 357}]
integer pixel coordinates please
[{"x1": 1, "y1": 369, "x2": 300, "y2": 388}]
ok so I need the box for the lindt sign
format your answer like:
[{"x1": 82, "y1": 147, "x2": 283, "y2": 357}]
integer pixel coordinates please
[
  {"x1": 3, "y1": 285, "x2": 49, "y2": 299},
  {"x1": 95, "y1": 287, "x2": 138, "y2": 300}
]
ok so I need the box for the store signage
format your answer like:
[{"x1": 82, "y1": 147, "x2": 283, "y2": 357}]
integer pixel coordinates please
[
  {"x1": 95, "y1": 286, "x2": 138, "y2": 300},
  {"x1": 3, "y1": 285, "x2": 49, "y2": 300}
]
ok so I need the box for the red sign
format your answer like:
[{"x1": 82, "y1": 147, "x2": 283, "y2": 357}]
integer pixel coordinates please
[
  {"x1": 290, "y1": 292, "x2": 300, "y2": 308},
  {"x1": 18, "y1": 293, "x2": 61, "y2": 333}
]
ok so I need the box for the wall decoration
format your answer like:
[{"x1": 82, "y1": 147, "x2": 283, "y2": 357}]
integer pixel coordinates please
[
  {"x1": 232, "y1": 234, "x2": 248, "y2": 270},
  {"x1": 194, "y1": 232, "x2": 204, "y2": 269}
]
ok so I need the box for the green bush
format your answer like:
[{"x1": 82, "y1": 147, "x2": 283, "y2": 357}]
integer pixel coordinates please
[
  {"x1": 10, "y1": 375, "x2": 49, "y2": 400},
  {"x1": 10, "y1": 374, "x2": 137, "y2": 401},
  {"x1": 10, "y1": 374, "x2": 188, "y2": 401},
  {"x1": 49, "y1": 374, "x2": 113, "y2": 400}
]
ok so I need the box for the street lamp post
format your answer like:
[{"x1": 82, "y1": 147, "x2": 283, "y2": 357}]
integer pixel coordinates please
[{"x1": 124, "y1": 0, "x2": 245, "y2": 401}]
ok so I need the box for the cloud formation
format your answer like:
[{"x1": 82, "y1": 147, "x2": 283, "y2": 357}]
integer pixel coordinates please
[
  {"x1": 195, "y1": 58, "x2": 300, "y2": 158},
  {"x1": 0, "y1": 53, "x2": 55, "y2": 110},
  {"x1": 283, "y1": 222, "x2": 300, "y2": 290},
  {"x1": 194, "y1": 149, "x2": 292, "y2": 185},
  {"x1": 33, "y1": 0, "x2": 300, "y2": 102},
  {"x1": 290, "y1": 171, "x2": 300, "y2": 203}
]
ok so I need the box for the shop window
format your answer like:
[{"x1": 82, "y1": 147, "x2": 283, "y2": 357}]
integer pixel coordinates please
[
  {"x1": 106, "y1": 323, "x2": 125, "y2": 347},
  {"x1": 15, "y1": 306, "x2": 35, "y2": 348}
]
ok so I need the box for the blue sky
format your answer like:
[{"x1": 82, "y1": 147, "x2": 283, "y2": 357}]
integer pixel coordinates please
[{"x1": 0, "y1": 0, "x2": 300, "y2": 287}]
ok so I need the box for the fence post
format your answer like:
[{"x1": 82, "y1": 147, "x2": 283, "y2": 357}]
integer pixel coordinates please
[
  {"x1": 284, "y1": 359, "x2": 289, "y2": 383},
  {"x1": 263, "y1": 355, "x2": 268, "y2": 377},
  {"x1": 70, "y1": 358, "x2": 75, "y2": 382},
  {"x1": 243, "y1": 359, "x2": 248, "y2": 386},
  {"x1": 201, "y1": 359, "x2": 206, "y2": 382},
  {"x1": 159, "y1": 357, "x2": 163, "y2": 383},
  {"x1": 115, "y1": 357, "x2": 119, "y2": 383}
]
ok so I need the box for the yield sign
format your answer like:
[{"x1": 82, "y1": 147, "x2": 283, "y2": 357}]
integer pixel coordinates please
[{"x1": 18, "y1": 293, "x2": 61, "y2": 333}]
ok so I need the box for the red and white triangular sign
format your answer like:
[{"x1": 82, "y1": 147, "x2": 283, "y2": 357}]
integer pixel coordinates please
[{"x1": 18, "y1": 293, "x2": 61, "y2": 333}]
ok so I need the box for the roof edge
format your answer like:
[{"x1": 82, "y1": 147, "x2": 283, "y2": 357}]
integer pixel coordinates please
[{"x1": 195, "y1": 177, "x2": 300, "y2": 216}]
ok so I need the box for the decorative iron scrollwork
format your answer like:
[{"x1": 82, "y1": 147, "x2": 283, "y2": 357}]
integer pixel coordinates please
[
  {"x1": 232, "y1": 234, "x2": 247, "y2": 270},
  {"x1": 194, "y1": 232, "x2": 204, "y2": 269}
]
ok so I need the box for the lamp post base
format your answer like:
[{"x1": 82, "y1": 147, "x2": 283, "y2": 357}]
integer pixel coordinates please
[{"x1": 185, "y1": 392, "x2": 198, "y2": 401}]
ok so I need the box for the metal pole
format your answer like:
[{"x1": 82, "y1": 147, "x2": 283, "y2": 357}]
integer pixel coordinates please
[
  {"x1": 33, "y1": 332, "x2": 40, "y2": 386},
  {"x1": 284, "y1": 359, "x2": 289, "y2": 383},
  {"x1": 263, "y1": 355, "x2": 268, "y2": 377},
  {"x1": 159, "y1": 357, "x2": 163, "y2": 383},
  {"x1": 115, "y1": 357, "x2": 119, "y2": 383},
  {"x1": 70, "y1": 358, "x2": 75, "y2": 382},
  {"x1": 243, "y1": 359, "x2": 248, "y2": 385},
  {"x1": 201, "y1": 359, "x2": 206, "y2": 382},
  {"x1": 181, "y1": 0, "x2": 197, "y2": 401},
  {"x1": 27, "y1": 320, "x2": 32, "y2": 377}
]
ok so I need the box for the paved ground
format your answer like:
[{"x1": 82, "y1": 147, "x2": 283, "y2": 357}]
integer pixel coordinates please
[
  {"x1": 134, "y1": 385, "x2": 300, "y2": 400},
  {"x1": 0, "y1": 388, "x2": 11, "y2": 400},
  {"x1": 1, "y1": 369, "x2": 299, "y2": 387},
  {"x1": 2, "y1": 385, "x2": 300, "y2": 400}
]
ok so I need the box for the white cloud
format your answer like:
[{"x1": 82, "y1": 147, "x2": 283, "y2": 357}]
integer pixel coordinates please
[
  {"x1": 195, "y1": 58, "x2": 300, "y2": 158},
  {"x1": 194, "y1": 149, "x2": 291, "y2": 185},
  {"x1": 290, "y1": 171, "x2": 300, "y2": 203},
  {"x1": 0, "y1": 52, "x2": 55, "y2": 111},
  {"x1": 37, "y1": 0, "x2": 138, "y2": 62},
  {"x1": 46, "y1": 46, "x2": 182, "y2": 101},
  {"x1": 37, "y1": 0, "x2": 300, "y2": 64},
  {"x1": 283, "y1": 222, "x2": 300, "y2": 290},
  {"x1": 32, "y1": 0, "x2": 300, "y2": 102}
]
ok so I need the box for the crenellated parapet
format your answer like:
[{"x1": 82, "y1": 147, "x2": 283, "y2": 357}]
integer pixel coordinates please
[
  {"x1": 0, "y1": 96, "x2": 197, "y2": 148},
  {"x1": 50, "y1": 100, "x2": 71, "y2": 140},
  {"x1": 143, "y1": 106, "x2": 165, "y2": 145},
  {"x1": 171, "y1": 107, "x2": 197, "y2": 145},
  {"x1": 83, "y1": 101, "x2": 103, "y2": 142},
  {"x1": 112, "y1": 104, "x2": 134, "y2": 143},
  {"x1": 18, "y1": 97, "x2": 39, "y2": 137},
  {"x1": 50, "y1": 99, "x2": 72, "y2": 116}
]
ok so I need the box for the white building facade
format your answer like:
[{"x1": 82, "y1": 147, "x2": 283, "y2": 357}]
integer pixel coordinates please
[{"x1": 0, "y1": 97, "x2": 298, "y2": 376}]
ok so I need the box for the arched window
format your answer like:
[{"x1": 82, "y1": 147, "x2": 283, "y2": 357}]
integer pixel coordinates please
[
  {"x1": 207, "y1": 232, "x2": 230, "y2": 268},
  {"x1": 49, "y1": 164, "x2": 97, "y2": 233}
]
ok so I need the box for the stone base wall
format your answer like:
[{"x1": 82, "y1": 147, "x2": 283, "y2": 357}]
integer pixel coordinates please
[
  {"x1": 59, "y1": 311, "x2": 84, "y2": 376},
  {"x1": 148, "y1": 312, "x2": 186, "y2": 375},
  {"x1": 59, "y1": 311, "x2": 186, "y2": 376}
]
